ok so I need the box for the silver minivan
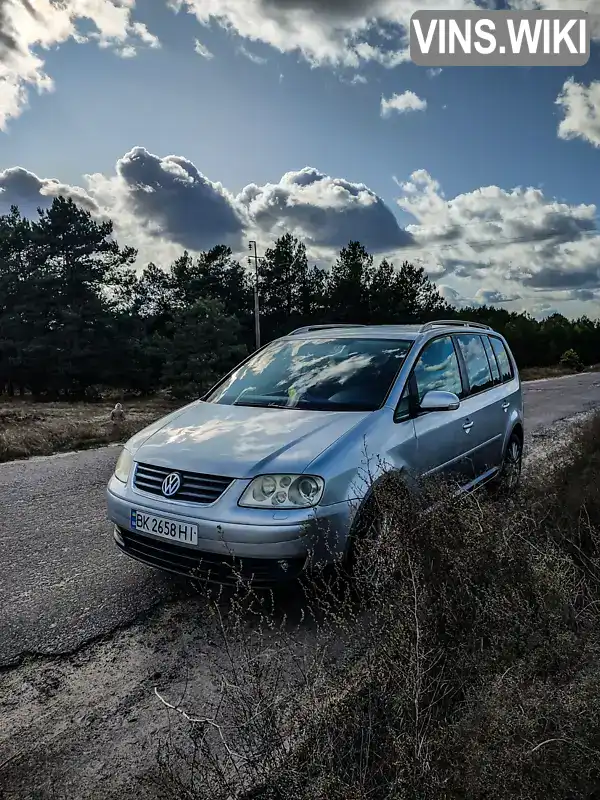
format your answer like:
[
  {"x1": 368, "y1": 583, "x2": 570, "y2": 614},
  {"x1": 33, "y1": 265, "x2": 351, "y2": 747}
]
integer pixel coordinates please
[{"x1": 106, "y1": 320, "x2": 524, "y2": 584}]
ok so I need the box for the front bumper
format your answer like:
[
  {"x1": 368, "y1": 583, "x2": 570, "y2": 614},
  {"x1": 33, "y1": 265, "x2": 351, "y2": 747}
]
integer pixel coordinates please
[
  {"x1": 113, "y1": 525, "x2": 309, "y2": 585},
  {"x1": 107, "y1": 478, "x2": 352, "y2": 585}
]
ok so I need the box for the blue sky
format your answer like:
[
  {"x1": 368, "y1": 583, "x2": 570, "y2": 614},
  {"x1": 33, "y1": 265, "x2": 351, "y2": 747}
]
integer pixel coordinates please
[{"x1": 1, "y1": 0, "x2": 600, "y2": 319}]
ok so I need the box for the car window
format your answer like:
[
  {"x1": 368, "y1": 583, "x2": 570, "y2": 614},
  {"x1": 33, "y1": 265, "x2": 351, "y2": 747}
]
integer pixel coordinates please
[
  {"x1": 206, "y1": 336, "x2": 413, "y2": 412},
  {"x1": 456, "y1": 334, "x2": 494, "y2": 395},
  {"x1": 413, "y1": 336, "x2": 463, "y2": 403},
  {"x1": 394, "y1": 384, "x2": 411, "y2": 421},
  {"x1": 490, "y1": 337, "x2": 513, "y2": 382},
  {"x1": 482, "y1": 335, "x2": 501, "y2": 383}
]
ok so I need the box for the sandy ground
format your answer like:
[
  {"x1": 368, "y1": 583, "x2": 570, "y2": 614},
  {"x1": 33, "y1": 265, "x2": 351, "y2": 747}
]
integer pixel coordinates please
[
  {"x1": 0, "y1": 398, "x2": 597, "y2": 798},
  {"x1": 523, "y1": 409, "x2": 595, "y2": 472}
]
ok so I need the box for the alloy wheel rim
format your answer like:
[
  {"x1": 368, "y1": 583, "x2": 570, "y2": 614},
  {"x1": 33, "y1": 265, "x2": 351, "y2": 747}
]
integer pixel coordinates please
[{"x1": 504, "y1": 438, "x2": 522, "y2": 489}]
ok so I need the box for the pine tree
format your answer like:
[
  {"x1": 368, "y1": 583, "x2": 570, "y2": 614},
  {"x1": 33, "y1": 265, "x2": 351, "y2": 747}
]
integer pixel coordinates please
[
  {"x1": 326, "y1": 241, "x2": 374, "y2": 322},
  {"x1": 25, "y1": 196, "x2": 137, "y2": 398},
  {"x1": 160, "y1": 298, "x2": 247, "y2": 399}
]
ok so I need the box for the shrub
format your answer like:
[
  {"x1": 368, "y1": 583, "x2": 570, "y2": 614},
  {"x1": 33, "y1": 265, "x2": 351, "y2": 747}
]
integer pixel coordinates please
[{"x1": 559, "y1": 348, "x2": 584, "y2": 372}]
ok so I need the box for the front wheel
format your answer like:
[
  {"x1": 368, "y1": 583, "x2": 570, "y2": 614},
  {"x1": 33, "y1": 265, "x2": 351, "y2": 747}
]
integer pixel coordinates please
[
  {"x1": 343, "y1": 479, "x2": 409, "y2": 586},
  {"x1": 491, "y1": 431, "x2": 523, "y2": 497},
  {"x1": 344, "y1": 500, "x2": 391, "y2": 578}
]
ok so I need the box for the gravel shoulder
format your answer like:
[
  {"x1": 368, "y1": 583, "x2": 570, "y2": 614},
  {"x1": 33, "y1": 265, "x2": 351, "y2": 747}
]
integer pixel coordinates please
[{"x1": 0, "y1": 446, "x2": 175, "y2": 668}]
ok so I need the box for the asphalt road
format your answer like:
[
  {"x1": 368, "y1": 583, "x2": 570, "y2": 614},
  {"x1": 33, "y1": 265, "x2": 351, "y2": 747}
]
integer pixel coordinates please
[{"x1": 2, "y1": 371, "x2": 600, "y2": 668}]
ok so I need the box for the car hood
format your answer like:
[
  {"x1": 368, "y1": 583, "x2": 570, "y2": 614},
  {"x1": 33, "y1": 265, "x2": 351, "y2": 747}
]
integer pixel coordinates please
[{"x1": 129, "y1": 400, "x2": 370, "y2": 478}]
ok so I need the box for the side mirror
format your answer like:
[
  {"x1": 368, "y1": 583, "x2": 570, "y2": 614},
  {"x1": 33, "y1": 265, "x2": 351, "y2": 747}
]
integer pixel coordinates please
[{"x1": 419, "y1": 390, "x2": 460, "y2": 412}]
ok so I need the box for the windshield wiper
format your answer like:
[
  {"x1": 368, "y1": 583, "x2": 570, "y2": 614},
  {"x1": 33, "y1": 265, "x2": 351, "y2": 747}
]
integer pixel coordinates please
[{"x1": 232, "y1": 399, "x2": 287, "y2": 409}]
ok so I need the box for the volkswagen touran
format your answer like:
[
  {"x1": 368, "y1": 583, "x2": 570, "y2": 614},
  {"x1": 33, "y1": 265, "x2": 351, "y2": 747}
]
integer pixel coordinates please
[{"x1": 106, "y1": 320, "x2": 524, "y2": 584}]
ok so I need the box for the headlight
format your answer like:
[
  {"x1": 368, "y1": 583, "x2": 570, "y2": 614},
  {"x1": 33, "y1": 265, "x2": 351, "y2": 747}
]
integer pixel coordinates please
[
  {"x1": 239, "y1": 474, "x2": 325, "y2": 509},
  {"x1": 114, "y1": 447, "x2": 134, "y2": 483}
]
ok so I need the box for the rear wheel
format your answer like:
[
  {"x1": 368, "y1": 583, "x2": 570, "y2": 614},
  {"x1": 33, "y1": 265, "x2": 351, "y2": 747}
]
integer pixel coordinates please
[{"x1": 492, "y1": 430, "x2": 523, "y2": 497}]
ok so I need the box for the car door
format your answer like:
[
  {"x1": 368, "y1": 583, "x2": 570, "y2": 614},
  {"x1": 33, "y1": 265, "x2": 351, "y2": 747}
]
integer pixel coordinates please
[
  {"x1": 453, "y1": 333, "x2": 505, "y2": 480},
  {"x1": 488, "y1": 334, "x2": 522, "y2": 449},
  {"x1": 409, "y1": 334, "x2": 474, "y2": 487}
]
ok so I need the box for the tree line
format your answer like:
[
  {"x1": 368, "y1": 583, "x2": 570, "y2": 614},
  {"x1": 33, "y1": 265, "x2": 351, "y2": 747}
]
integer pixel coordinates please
[{"x1": 0, "y1": 196, "x2": 597, "y2": 401}]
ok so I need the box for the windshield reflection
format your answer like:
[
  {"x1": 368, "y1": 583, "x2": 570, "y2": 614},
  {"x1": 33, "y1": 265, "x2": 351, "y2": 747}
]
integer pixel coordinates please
[{"x1": 206, "y1": 337, "x2": 413, "y2": 412}]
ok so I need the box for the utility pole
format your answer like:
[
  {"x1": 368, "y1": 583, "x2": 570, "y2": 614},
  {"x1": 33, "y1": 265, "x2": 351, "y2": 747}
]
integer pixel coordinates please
[{"x1": 248, "y1": 240, "x2": 261, "y2": 350}]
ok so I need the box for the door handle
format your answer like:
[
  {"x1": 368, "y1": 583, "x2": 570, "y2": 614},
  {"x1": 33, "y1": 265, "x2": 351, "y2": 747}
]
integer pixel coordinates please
[
  {"x1": 463, "y1": 420, "x2": 474, "y2": 432},
  {"x1": 502, "y1": 401, "x2": 510, "y2": 411}
]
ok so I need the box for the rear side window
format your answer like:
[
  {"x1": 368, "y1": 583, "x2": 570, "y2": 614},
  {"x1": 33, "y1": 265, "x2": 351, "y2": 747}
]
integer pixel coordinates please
[
  {"x1": 455, "y1": 334, "x2": 494, "y2": 395},
  {"x1": 490, "y1": 337, "x2": 513, "y2": 382},
  {"x1": 482, "y1": 336, "x2": 501, "y2": 383}
]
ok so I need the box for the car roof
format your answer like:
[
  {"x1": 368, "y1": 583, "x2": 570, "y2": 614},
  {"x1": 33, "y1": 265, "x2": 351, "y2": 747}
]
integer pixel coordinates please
[
  {"x1": 285, "y1": 325, "x2": 421, "y2": 340},
  {"x1": 284, "y1": 321, "x2": 497, "y2": 341}
]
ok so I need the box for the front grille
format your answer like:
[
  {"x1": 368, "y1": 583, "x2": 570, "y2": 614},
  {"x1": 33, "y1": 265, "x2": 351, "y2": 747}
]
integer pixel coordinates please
[
  {"x1": 133, "y1": 462, "x2": 233, "y2": 504},
  {"x1": 115, "y1": 527, "x2": 306, "y2": 586}
]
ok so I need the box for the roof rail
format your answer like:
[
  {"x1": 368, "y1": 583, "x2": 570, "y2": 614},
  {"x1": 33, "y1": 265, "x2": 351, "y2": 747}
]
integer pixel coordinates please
[
  {"x1": 419, "y1": 319, "x2": 492, "y2": 333},
  {"x1": 289, "y1": 324, "x2": 367, "y2": 335}
]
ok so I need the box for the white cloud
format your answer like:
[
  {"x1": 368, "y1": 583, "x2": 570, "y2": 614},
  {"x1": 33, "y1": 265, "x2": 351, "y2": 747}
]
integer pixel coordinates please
[
  {"x1": 194, "y1": 38, "x2": 214, "y2": 58},
  {"x1": 556, "y1": 78, "x2": 600, "y2": 149},
  {"x1": 438, "y1": 285, "x2": 465, "y2": 305},
  {"x1": 0, "y1": 147, "x2": 413, "y2": 259},
  {"x1": 528, "y1": 302, "x2": 562, "y2": 321},
  {"x1": 507, "y1": 0, "x2": 600, "y2": 40},
  {"x1": 237, "y1": 166, "x2": 414, "y2": 251},
  {"x1": 0, "y1": 165, "x2": 99, "y2": 218},
  {"x1": 427, "y1": 67, "x2": 442, "y2": 78},
  {"x1": 381, "y1": 90, "x2": 427, "y2": 117},
  {"x1": 238, "y1": 44, "x2": 267, "y2": 63},
  {"x1": 85, "y1": 146, "x2": 248, "y2": 252},
  {"x1": 129, "y1": 20, "x2": 160, "y2": 49},
  {"x1": 0, "y1": 0, "x2": 160, "y2": 131},
  {"x1": 166, "y1": 0, "x2": 600, "y2": 72},
  {"x1": 395, "y1": 169, "x2": 600, "y2": 297},
  {"x1": 118, "y1": 45, "x2": 138, "y2": 58},
  {"x1": 2, "y1": 0, "x2": 597, "y2": 135},
  {"x1": 474, "y1": 288, "x2": 521, "y2": 304},
  {"x1": 169, "y1": 0, "x2": 479, "y2": 69},
  {"x1": 438, "y1": 284, "x2": 520, "y2": 309}
]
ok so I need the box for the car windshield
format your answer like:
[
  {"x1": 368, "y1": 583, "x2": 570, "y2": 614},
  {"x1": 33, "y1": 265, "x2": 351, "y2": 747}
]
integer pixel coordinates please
[{"x1": 205, "y1": 336, "x2": 413, "y2": 412}]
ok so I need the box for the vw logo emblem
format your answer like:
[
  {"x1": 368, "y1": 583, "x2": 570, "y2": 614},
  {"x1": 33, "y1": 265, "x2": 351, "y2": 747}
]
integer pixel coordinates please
[{"x1": 161, "y1": 472, "x2": 181, "y2": 497}]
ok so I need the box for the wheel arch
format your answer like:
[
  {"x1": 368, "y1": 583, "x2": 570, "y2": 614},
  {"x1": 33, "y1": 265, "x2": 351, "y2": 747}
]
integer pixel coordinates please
[
  {"x1": 345, "y1": 466, "x2": 412, "y2": 555},
  {"x1": 511, "y1": 421, "x2": 524, "y2": 446}
]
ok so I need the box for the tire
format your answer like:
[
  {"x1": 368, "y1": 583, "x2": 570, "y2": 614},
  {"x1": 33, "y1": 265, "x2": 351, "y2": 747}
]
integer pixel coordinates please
[
  {"x1": 344, "y1": 479, "x2": 406, "y2": 580},
  {"x1": 344, "y1": 498, "x2": 379, "y2": 578},
  {"x1": 491, "y1": 430, "x2": 523, "y2": 497}
]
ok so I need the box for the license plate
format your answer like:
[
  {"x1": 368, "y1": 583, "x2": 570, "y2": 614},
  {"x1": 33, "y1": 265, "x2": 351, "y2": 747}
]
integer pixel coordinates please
[{"x1": 130, "y1": 510, "x2": 198, "y2": 546}]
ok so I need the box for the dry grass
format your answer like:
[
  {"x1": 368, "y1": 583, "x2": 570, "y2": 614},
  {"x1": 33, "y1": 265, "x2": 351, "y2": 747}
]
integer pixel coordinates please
[
  {"x1": 520, "y1": 363, "x2": 600, "y2": 381},
  {"x1": 0, "y1": 397, "x2": 177, "y2": 462},
  {"x1": 146, "y1": 414, "x2": 600, "y2": 800}
]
